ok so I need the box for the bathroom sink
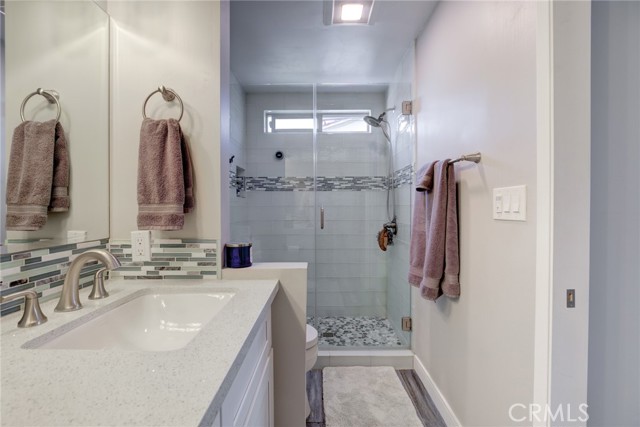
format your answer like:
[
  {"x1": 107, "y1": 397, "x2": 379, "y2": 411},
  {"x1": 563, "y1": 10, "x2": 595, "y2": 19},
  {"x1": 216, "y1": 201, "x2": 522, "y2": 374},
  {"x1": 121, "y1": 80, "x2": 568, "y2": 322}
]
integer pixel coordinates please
[{"x1": 37, "y1": 292, "x2": 234, "y2": 351}]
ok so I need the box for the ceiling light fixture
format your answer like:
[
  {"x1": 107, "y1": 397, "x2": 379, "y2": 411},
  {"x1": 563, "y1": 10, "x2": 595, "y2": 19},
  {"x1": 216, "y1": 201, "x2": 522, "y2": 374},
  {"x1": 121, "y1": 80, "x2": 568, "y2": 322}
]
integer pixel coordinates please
[
  {"x1": 329, "y1": 0, "x2": 374, "y2": 25},
  {"x1": 341, "y1": 3, "x2": 364, "y2": 21}
]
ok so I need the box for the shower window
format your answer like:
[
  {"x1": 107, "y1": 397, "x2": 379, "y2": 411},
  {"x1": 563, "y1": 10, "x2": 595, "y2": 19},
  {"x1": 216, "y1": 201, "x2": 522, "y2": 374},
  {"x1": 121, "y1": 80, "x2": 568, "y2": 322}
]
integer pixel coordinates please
[{"x1": 264, "y1": 110, "x2": 371, "y2": 133}]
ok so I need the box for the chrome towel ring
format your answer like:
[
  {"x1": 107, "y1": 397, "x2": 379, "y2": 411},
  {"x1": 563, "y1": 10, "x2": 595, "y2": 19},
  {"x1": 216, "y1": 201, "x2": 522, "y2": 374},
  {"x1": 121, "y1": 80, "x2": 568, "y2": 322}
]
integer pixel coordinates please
[
  {"x1": 142, "y1": 86, "x2": 184, "y2": 122},
  {"x1": 20, "y1": 88, "x2": 61, "y2": 122}
]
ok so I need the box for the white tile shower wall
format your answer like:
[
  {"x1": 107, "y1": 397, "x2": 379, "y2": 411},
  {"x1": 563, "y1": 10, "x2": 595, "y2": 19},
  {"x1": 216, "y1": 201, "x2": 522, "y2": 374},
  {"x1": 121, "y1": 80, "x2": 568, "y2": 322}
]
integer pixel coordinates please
[
  {"x1": 244, "y1": 191, "x2": 317, "y2": 315},
  {"x1": 385, "y1": 47, "x2": 415, "y2": 345},
  {"x1": 245, "y1": 91, "x2": 314, "y2": 177},
  {"x1": 243, "y1": 90, "x2": 390, "y2": 317},
  {"x1": 316, "y1": 91, "x2": 388, "y2": 178}
]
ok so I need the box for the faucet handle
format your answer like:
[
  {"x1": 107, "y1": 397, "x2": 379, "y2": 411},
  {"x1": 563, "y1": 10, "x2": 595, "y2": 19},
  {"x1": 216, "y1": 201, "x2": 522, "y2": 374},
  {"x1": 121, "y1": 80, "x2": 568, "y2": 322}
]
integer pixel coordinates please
[
  {"x1": 88, "y1": 268, "x2": 109, "y2": 300},
  {"x1": 0, "y1": 290, "x2": 48, "y2": 328}
]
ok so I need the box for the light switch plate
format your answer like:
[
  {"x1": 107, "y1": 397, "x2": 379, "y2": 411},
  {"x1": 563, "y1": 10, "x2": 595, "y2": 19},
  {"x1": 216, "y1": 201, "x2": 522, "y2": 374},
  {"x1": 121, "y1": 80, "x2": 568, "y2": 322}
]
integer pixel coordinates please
[{"x1": 493, "y1": 185, "x2": 526, "y2": 221}]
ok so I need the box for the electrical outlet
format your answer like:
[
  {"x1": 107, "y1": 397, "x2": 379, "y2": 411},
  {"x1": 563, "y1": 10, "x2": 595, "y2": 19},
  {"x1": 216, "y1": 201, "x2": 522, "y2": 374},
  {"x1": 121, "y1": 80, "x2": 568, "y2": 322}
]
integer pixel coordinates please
[
  {"x1": 131, "y1": 231, "x2": 152, "y2": 262},
  {"x1": 567, "y1": 289, "x2": 576, "y2": 308},
  {"x1": 67, "y1": 230, "x2": 87, "y2": 242}
]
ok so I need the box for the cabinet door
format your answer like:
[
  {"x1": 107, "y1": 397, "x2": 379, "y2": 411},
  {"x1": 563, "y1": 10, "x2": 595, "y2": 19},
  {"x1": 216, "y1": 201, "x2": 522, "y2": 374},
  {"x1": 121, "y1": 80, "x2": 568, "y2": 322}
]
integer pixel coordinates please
[{"x1": 243, "y1": 349, "x2": 273, "y2": 427}]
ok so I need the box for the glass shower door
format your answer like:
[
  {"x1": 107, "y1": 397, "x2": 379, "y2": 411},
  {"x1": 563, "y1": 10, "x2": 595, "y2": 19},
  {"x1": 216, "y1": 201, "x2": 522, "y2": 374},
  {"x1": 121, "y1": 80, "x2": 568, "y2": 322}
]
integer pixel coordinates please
[{"x1": 313, "y1": 84, "x2": 411, "y2": 349}]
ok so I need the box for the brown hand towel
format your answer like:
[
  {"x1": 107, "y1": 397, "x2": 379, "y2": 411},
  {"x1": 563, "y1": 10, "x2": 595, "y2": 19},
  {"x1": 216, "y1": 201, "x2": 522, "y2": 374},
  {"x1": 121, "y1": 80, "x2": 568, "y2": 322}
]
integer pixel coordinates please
[
  {"x1": 137, "y1": 118, "x2": 194, "y2": 230},
  {"x1": 6, "y1": 120, "x2": 69, "y2": 230},
  {"x1": 408, "y1": 160, "x2": 460, "y2": 301}
]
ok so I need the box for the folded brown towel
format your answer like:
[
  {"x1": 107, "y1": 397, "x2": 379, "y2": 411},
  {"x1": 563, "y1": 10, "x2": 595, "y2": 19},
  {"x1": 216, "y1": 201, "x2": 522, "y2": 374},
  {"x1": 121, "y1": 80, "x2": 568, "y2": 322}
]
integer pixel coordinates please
[
  {"x1": 137, "y1": 118, "x2": 194, "y2": 230},
  {"x1": 408, "y1": 160, "x2": 460, "y2": 301},
  {"x1": 6, "y1": 120, "x2": 69, "y2": 230}
]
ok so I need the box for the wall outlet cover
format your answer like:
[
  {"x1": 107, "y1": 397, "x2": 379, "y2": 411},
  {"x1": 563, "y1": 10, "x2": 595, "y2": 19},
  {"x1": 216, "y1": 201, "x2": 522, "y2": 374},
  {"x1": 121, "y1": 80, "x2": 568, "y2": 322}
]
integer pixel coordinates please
[
  {"x1": 131, "y1": 230, "x2": 152, "y2": 262},
  {"x1": 67, "y1": 230, "x2": 87, "y2": 242}
]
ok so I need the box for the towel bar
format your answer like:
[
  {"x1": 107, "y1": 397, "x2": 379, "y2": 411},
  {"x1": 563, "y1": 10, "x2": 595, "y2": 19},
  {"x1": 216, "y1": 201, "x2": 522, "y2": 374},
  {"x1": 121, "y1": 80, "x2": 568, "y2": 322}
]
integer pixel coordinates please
[
  {"x1": 142, "y1": 86, "x2": 184, "y2": 122},
  {"x1": 20, "y1": 88, "x2": 61, "y2": 122},
  {"x1": 449, "y1": 152, "x2": 481, "y2": 164}
]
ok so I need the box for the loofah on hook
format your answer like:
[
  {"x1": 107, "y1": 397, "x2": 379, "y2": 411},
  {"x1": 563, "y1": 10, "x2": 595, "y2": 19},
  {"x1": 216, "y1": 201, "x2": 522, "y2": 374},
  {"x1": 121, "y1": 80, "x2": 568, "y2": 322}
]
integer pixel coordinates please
[{"x1": 377, "y1": 228, "x2": 389, "y2": 252}]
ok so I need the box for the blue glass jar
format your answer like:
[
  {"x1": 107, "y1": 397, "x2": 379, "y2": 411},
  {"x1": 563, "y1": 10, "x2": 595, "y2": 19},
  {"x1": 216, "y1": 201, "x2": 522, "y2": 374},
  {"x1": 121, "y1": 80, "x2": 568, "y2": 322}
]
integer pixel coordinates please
[{"x1": 225, "y1": 242, "x2": 252, "y2": 268}]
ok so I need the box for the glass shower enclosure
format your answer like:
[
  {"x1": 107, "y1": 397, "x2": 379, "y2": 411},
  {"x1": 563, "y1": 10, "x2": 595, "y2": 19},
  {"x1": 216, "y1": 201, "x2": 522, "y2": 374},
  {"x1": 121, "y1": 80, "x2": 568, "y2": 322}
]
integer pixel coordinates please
[{"x1": 229, "y1": 80, "x2": 414, "y2": 350}]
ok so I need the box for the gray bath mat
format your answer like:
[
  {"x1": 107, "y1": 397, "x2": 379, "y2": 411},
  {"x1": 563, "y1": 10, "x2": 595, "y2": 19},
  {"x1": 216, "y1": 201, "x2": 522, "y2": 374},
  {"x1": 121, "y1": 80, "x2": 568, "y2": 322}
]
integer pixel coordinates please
[{"x1": 323, "y1": 366, "x2": 423, "y2": 427}]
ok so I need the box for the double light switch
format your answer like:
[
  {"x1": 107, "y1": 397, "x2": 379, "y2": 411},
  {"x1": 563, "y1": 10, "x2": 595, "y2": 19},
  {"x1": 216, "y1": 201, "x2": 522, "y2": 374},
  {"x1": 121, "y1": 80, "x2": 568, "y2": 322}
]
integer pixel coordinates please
[{"x1": 493, "y1": 185, "x2": 526, "y2": 221}]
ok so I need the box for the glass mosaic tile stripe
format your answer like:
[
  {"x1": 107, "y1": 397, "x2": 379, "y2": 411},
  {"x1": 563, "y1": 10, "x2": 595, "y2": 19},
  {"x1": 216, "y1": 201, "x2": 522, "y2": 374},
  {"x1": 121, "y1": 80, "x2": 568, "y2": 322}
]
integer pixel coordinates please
[
  {"x1": 245, "y1": 176, "x2": 389, "y2": 192},
  {"x1": 392, "y1": 164, "x2": 414, "y2": 188},
  {"x1": 0, "y1": 239, "x2": 109, "y2": 317},
  {"x1": 108, "y1": 239, "x2": 218, "y2": 280},
  {"x1": 240, "y1": 166, "x2": 413, "y2": 192}
]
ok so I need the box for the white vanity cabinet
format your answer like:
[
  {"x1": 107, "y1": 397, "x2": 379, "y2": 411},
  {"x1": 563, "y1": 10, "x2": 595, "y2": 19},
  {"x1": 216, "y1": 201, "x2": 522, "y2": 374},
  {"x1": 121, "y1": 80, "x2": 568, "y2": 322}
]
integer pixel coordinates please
[{"x1": 215, "y1": 310, "x2": 274, "y2": 427}]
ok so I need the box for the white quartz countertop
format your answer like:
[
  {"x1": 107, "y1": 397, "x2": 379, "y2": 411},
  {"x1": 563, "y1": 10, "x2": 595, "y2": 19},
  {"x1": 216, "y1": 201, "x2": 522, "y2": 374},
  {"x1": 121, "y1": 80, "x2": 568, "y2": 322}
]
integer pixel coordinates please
[{"x1": 0, "y1": 279, "x2": 279, "y2": 426}]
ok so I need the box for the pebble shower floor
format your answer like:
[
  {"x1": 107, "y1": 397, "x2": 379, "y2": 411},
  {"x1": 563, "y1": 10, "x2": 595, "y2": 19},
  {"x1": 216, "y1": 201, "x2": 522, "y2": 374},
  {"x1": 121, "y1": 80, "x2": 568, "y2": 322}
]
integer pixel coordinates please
[{"x1": 308, "y1": 316, "x2": 404, "y2": 347}]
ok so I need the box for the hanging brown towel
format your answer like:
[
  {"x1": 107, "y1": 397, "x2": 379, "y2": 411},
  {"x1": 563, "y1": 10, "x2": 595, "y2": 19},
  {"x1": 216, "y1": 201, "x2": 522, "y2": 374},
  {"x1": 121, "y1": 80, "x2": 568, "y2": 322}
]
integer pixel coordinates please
[
  {"x1": 408, "y1": 160, "x2": 460, "y2": 300},
  {"x1": 137, "y1": 118, "x2": 194, "y2": 230},
  {"x1": 6, "y1": 119, "x2": 69, "y2": 230}
]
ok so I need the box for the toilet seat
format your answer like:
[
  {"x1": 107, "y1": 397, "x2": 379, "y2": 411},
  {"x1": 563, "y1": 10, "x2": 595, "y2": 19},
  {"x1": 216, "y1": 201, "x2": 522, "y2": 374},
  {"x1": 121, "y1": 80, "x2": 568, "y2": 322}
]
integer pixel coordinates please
[{"x1": 306, "y1": 325, "x2": 318, "y2": 350}]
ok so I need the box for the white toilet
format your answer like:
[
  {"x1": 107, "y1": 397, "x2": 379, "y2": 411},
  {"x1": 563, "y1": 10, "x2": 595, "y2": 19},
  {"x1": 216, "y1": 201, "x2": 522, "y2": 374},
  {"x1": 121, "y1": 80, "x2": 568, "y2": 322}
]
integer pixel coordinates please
[{"x1": 305, "y1": 324, "x2": 319, "y2": 418}]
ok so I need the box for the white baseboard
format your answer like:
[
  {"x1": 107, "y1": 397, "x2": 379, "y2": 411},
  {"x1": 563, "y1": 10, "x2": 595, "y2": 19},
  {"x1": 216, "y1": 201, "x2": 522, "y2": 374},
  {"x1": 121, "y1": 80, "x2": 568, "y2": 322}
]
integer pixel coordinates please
[
  {"x1": 314, "y1": 349, "x2": 414, "y2": 369},
  {"x1": 413, "y1": 355, "x2": 462, "y2": 427}
]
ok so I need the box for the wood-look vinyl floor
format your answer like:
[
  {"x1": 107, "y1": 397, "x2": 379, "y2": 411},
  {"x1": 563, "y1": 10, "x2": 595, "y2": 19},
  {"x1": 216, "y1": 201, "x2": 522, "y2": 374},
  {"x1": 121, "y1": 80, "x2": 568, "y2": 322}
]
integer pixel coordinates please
[
  {"x1": 305, "y1": 368, "x2": 446, "y2": 427},
  {"x1": 396, "y1": 369, "x2": 447, "y2": 427}
]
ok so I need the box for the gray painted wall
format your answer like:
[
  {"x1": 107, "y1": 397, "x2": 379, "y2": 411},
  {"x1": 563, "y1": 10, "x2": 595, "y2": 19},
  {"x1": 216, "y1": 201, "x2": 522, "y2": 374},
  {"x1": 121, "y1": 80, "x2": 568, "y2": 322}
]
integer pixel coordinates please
[
  {"x1": 412, "y1": 2, "x2": 537, "y2": 425},
  {"x1": 588, "y1": 2, "x2": 640, "y2": 426}
]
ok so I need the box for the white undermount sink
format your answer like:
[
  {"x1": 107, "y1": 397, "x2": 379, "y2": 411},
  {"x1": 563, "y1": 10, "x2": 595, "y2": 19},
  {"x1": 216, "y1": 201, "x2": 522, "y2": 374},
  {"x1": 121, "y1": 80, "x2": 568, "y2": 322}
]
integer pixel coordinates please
[{"x1": 37, "y1": 292, "x2": 235, "y2": 352}]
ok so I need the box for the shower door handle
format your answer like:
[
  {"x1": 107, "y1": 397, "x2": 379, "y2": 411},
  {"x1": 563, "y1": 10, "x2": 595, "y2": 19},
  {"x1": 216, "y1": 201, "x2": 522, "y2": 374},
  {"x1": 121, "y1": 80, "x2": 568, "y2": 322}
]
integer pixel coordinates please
[{"x1": 320, "y1": 206, "x2": 325, "y2": 230}]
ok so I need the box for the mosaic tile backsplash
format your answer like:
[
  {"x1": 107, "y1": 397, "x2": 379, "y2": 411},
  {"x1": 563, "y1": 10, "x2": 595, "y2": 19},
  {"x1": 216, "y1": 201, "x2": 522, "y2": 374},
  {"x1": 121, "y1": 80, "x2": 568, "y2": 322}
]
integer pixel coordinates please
[
  {"x1": 108, "y1": 239, "x2": 218, "y2": 280},
  {"x1": 0, "y1": 238, "x2": 218, "y2": 318},
  {"x1": 0, "y1": 239, "x2": 109, "y2": 316}
]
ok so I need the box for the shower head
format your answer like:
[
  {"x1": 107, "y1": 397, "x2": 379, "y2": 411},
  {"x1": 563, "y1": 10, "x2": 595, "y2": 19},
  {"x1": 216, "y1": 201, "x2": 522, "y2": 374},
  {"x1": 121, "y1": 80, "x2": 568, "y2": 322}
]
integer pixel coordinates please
[
  {"x1": 363, "y1": 112, "x2": 386, "y2": 128},
  {"x1": 363, "y1": 115, "x2": 381, "y2": 127}
]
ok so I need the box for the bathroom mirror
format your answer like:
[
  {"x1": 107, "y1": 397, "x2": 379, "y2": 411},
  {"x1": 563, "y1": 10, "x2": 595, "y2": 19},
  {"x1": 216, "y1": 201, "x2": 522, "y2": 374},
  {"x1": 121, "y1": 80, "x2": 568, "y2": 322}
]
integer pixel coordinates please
[{"x1": 1, "y1": 0, "x2": 110, "y2": 252}]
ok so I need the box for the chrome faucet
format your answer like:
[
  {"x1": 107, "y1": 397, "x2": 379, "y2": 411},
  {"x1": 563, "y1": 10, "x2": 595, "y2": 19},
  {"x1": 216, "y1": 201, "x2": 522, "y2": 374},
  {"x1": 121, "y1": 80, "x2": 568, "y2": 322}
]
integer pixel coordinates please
[{"x1": 54, "y1": 249, "x2": 121, "y2": 312}]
